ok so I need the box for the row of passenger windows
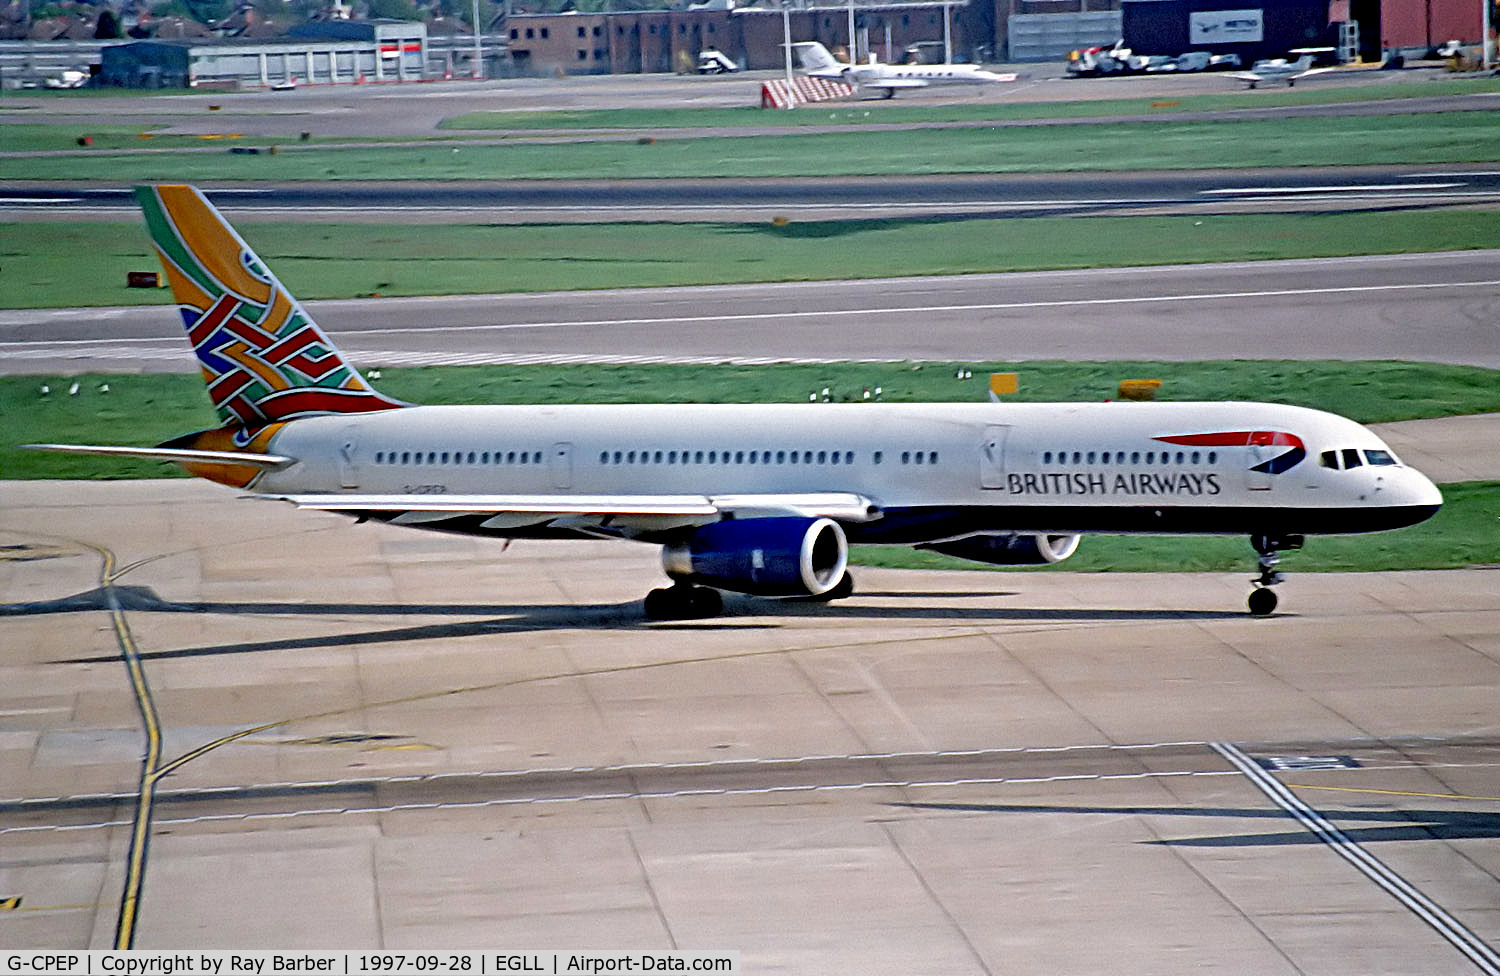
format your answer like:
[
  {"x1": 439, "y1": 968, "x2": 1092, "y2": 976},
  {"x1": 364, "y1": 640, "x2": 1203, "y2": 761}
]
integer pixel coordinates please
[
  {"x1": 1321, "y1": 448, "x2": 1397, "y2": 470},
  {"x1": 370, "y1": 449, "x2": 944, "y2": 467},
  {"x1": 1042, "y1": 449, "x2": 1218, "y2": 466},
  {"x1": 374, "y1": 450, "x2": 544, "y2": 466},
  {"x1": 600, "y1": 449, "x2": 941, "y2": 466}
]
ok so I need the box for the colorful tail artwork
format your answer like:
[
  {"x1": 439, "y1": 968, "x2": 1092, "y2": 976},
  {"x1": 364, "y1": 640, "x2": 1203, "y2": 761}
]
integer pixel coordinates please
[{"x1": 136, "y1": 184, "x2": 405, "y2": 427}]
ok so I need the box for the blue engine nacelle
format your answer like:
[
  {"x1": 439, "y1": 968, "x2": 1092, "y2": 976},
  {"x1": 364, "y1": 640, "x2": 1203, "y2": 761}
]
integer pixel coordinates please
[
  {"x1": 661, "y1": 517, "x2": 848, "y2": 597},
  {"x1": 918, "y1": 532, "x2": 1081, "y2": 565}
]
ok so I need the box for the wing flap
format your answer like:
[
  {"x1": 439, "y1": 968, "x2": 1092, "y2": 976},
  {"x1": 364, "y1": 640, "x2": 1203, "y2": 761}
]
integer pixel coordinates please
[{"x1": 261, "y1": 491, "x2": 880, "y2": 521}]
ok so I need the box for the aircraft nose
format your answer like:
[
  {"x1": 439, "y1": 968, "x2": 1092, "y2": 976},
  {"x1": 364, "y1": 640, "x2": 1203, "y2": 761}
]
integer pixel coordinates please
[{"x1": 1389, "y1": 465, "x2": 1443, "y2": 512}]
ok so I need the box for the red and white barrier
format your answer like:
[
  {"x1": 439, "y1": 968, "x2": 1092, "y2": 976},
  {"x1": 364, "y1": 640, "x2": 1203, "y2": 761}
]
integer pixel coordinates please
[{"x1": 760, "y1": 77, "x2": 855, "y2": 108}]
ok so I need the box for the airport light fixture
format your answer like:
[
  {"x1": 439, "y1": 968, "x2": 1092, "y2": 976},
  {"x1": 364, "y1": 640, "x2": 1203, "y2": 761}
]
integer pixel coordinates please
[{"x1": 473, "y1": 0, "x2": 483, "y2": 78}]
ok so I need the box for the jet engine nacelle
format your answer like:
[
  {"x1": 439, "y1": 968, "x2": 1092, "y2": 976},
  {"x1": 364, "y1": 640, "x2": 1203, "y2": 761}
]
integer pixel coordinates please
[
  {"x1": 661, "y1": 517, "x2": 848, "y2": 597},
  {"x1": 919, "y1": 532, "x2": 1081, "y2": 565}
]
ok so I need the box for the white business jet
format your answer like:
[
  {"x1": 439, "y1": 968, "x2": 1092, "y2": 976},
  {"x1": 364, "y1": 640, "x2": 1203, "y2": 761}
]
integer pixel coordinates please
[
  {"x1": 791, "y1": 41, "x2": 1017, "y2": 98},
  {"x1": 28, "y1": 186, "x2": 1442, "y2": 618}
]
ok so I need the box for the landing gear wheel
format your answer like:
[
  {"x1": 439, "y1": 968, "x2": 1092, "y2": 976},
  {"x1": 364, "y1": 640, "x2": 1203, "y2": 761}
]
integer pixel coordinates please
[
  {"x1": 1247, "y1": 587, "x2": 1278, "y2": 617},
  {"x1": 644, "y1": 584, "x2": 722, "y2": 620},
  {"x1": 1246, "y1": 533, "x2": 1301, "y2": 617}
]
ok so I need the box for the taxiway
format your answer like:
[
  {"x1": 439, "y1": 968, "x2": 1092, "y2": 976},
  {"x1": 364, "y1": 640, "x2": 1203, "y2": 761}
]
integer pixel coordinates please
[{"x1": 1, "y1": 479, "x2": 1497, "y2": 969}]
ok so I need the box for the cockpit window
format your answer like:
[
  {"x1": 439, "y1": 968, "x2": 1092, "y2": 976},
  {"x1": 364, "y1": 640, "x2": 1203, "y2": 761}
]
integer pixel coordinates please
[
  {"x1": 1320, "y1": 450, "x2": 1339, "y2": 469},
  {"x1": 1364, "y1": 449, "x2": 1398, "y2": 466},
  {"x1": 1341, "y1": 448, "x2": 1363, "y2": 469}
]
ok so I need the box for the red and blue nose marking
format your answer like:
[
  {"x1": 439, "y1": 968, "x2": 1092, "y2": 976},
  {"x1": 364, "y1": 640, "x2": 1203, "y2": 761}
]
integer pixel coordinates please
[{"x1": 1154, "y1": 431, "x2": 1307, "y2": 474}]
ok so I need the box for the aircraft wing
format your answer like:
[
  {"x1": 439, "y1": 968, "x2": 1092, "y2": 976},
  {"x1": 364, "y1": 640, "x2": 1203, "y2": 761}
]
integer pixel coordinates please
[
  {"x1": 263, "y1": 491, "x2": 882, "y2": 529},
  {"x1": 865, "y1": 77, "x2": 929, "y2": 89}
]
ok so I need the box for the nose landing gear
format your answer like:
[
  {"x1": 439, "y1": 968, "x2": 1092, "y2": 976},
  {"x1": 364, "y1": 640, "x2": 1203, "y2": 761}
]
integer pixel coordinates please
[{"x1": 1248, "y1": 534, "x2": 1303, "y2": 616}]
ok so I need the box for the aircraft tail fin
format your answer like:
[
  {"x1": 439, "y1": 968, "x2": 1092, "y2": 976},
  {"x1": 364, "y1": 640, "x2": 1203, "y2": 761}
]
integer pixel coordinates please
[
  {"x1": 790, "y1": 41, "x2": 843, "y2": 74},
  {"x1": 135, "y1": 184, "x2": 406, "y2": 428}
]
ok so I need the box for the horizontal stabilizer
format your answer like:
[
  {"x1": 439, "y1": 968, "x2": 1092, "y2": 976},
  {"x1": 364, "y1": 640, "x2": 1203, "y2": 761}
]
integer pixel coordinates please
[{"x1": 23, "y1": 443, "x2": 295, "y2": 469}]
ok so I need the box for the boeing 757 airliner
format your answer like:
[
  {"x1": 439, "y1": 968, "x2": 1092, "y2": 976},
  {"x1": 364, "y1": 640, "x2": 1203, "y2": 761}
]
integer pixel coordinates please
[{"x1": 29, "y1": 185, "x2": 1442, "y2": 618}]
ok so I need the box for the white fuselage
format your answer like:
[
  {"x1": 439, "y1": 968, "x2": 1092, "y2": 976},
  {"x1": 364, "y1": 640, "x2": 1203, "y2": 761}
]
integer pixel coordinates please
[{"x1": 255, "y1": 400, "x2": 1441, "y2": 543}]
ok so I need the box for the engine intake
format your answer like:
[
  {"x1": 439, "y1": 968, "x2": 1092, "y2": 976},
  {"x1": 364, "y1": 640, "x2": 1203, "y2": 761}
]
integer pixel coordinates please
[
  {"x1": 662, "y1": 517, "x2": 848, "y2": 597},
  {"x1": 918, "y1": 532, "x2": 1081, "y2": 565}
]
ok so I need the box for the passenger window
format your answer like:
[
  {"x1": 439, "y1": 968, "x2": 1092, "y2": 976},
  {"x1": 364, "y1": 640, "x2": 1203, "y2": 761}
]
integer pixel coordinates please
[
  {"x1": 735, "y1": 451, "x2": 744, "y2": 464},
  {"x1": 613, "y1": 451, "x2": 622, "y2": 464},
  {"x1": 1175, "y1": 452, "x2": 1184, "y2": 464},
  {"x1": 1321, "y1": 450, "x2": 1339, "y2": 469},
  {"x1": 776, "y1": 450, "x2": 785, "y2": 464},
  {"x1": 600, "y1": 451, "x2": 609, "y2": 464},
  {"x1": 467, "y1": 452, "x2": 476, "y2": 464},
  {"x1": 873, "y1": 451, "x2": 883, "y2": 464},
  {"x1": 1342, "y1": 448, "x2": 1363, "y2": 469},
  {"x1": 1208, "y1": 451, "x2": 1217, "y2": 464},
  {"x1": 1072, "y1": 452, "x2": 1081, "y2": 464},
  {"x1": 914, "y1": 452, "x2": 923, "y2": 465},
  {"x1": 401, "y1": 451, "x2": 410, "y2": 464},
  {"x1": 1130, "y1": 451, "x2": 1140, "y2": 464},
  {"x1": 1145, "y1": 452, "x2": 1154, "y2": 463},
  {"x1": 1190, "y1": 452, "x2": 1199, "y2": 464},
  {"x1": 481, "y1": 452, "x2": 490, "y2": 464},
  {"x1": 1086, "y1": 452, "x2": 1095, "y2": 464},
  {"x1": 901, "y1": 451, "x2": 910, "y2": 464},
  {"x1": 927, "y1": 451, "x2": 936, "y2": 464},
  {"x1": 818, "y1": 451, "x2": 828, "y2": 464},
  {"x1": 1043, "y1": 451, "x2": 1052, "y2": 464},
  {"x1": 695, "y1": 451, "x2": 704, "y2": 464}
]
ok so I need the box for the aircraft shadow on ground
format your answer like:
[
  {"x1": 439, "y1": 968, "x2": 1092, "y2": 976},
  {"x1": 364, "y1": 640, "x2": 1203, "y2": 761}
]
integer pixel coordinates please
[
  {"x1": 897, "y1": 801, "x2": 1500, "y2": 846},
  {"x1": 7, "y1": 583, "x2": 1243, "y2": 663}
]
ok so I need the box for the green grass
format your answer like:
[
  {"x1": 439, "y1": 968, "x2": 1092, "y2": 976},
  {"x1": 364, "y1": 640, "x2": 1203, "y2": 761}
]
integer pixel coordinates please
[
  {"x1": 6, "y1": 360, "x2": 1499, "y2": 480},
  {"x1": 439, "y1": 77, "x2": 1500, "y2": 130},
  {"x1": 851, "y1": 480, "x2": 1500, "y2": 574},
  {"x1": 7, "y1": 362, "x2": 1494, "y2": 574},
  {"x1": 9, "y1": 209, "x2": 1500, "y2": 309},
  {"x1": 6, "y1": 110, "x2": 1500, "y2": 182}
]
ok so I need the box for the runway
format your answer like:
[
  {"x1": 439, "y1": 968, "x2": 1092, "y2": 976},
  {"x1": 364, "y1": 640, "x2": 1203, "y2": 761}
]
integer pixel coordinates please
[
  {"x1": 5, "y1": 250, "x2": 1500, "y2": 373},
  {"x1": 9, "y1": 165, "x2": 1500, "y2": 223},
  {"x1": 2, "y1": 478, "x2": 1497, "y2": 968}
]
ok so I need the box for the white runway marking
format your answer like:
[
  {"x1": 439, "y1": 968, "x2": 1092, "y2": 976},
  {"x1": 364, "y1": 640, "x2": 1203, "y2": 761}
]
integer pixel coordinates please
[
  {"x1": 1213, "y1": 741, "x2": 1500, "y2": 975},
  {"x1": 5, "y1": 278, "x2": 1498, "y2": 353},
  {"x1": 1200, "y1": 183, "x2": 1466, "y2": 194}
]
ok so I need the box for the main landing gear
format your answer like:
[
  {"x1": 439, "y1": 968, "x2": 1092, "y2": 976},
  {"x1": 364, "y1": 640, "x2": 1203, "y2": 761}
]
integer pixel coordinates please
[
  {"x1": 1248, "y1": 533, "x2": 1303, "y2": 616},
  {"x1": 644, "y1": 583, "x2": 722, "y2": 620}
]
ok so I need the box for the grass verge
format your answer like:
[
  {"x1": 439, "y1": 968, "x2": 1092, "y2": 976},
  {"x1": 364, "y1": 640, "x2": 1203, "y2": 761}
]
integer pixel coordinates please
[
  {"x1": 6, "y1": 362, "x2": 1493, "y2": 575},
  {"x1": 7, "y1": 209, "x2": 1500, "y2": 309},
  {"x1": 5, "y1": 110, "x2": 1500, "y2": 182},
  {"x1": 5, "y1": 360, "x2": 1498, "y2": 480},
  {"x1": 438, "y1": 77, "x2": 1500, "y2": 130}
]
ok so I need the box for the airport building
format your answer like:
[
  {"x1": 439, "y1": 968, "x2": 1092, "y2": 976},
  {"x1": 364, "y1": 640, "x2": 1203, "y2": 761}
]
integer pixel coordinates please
[
  {"x1": 505, "y1": 2, "x2": 990, "y2": 75},
  {"x1": 1037, "y1": 0, "x2": 1485, "y2": 64},
  {"x1": 98, "y1": 20, "x2": 428, "y2": 87}
]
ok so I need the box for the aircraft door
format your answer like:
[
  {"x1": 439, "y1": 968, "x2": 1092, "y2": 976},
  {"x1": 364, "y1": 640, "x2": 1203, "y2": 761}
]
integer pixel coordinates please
[
  {"x1": 337, "y1": 426, "x2": 359, "y2": 490},
  {"x1": 550, "y1": 442, "x2": 573, "y2": 489},
  {"x1": 980, "y1": 425, "x2": 1010, "y2": 489},
  {"x1": 1246, "y1": 442, "x2": 1273, "y2": 492}
]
